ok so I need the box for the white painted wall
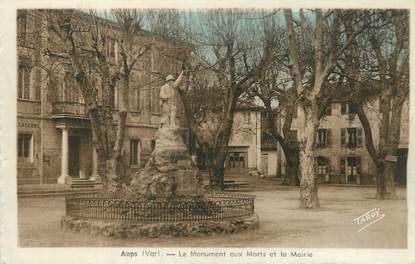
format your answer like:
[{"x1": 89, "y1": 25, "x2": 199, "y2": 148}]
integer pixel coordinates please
[{"x1": 228, "y1": 109, "x2": 261, "y2": 169}]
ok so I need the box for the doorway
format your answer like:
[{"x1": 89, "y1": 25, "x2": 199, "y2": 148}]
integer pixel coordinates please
[
  {"x1": 340, "y1": 156, "x2": 361, "y2": 184},
  {"x1": 227, "y1": 151, "x2": 248, "y2": 173},
  {"x1": 68, "y1": 136, "x2": 80, "y2": 177},
  {"x1": 396, "y1": 148, "x2": 407, "y2": 186},
  {"x1": 261, "y1": 154, "x2": 268, "y2": 176}
]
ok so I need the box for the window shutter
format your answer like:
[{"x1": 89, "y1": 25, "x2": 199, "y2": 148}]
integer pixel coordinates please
[
  {"x1": 325, "y1": 157, "x2": 330, "y2": 174},
  {"x1": 356, "y1": 157, "x2": 361, "y2": 176},
  {"x1": 326, "y1": 129, "x2": 331, "y2": 147},
  {"x1": 357, "y1": 128, "x2": 363, "y2": 147},
  {"x1": 315, "y1": 130, "x2": 319, "y2": 147},
  {"x1": 340, "y1": 128, "x2": 346, "y2": 147},
  {"x1": 341, "y1": 103, "x2": 347, "y2": 115},
  {"x1": 340, "y1": 157, "x2": 346, "y2": 177}
]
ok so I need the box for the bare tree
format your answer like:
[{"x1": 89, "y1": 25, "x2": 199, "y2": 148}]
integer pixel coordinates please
[
  {"x1": 338, "y1": 10, "x2": 409, "y2": 199},
  {"x1": 250, "y1": 56, "x2": 300, "y2": 185},
  {"x1": 46, "y1": 10, "x2": 152, "y2": 189},
  {"x1": 177, "y1": 10, "x2": 275, "y2": 189},
  {"x1": 283, "y1": 9, "x2": 371, "y2": 208}
]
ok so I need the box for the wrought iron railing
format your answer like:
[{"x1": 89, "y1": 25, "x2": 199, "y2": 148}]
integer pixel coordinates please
[
  {"x1": 53, "y1": 101, "x2": 86, "y2": 117},
  {"x1": 65, "y1": 192, "x2": 255, "y2": 223}
]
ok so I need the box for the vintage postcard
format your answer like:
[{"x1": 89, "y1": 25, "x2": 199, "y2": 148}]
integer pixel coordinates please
[{"x1": 1, "y1": 0, "x2": 414, "y2": 263}]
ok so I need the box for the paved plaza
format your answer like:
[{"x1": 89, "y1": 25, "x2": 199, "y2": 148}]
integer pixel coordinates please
[{"x1": 18, "y1": 177, "x2": 407, "y2": 248}]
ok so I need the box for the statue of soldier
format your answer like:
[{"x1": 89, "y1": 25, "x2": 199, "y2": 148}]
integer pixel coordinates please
[{"x1": 159, "y1": 71, "x2": 184, "y2": 128}]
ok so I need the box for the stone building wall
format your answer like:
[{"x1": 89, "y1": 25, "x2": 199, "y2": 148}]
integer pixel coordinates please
[
  {"x1": 227, "y1": 108, "x2": 261, "y2": 171},
  {"x1": 273, "y1": 98, "x2": 409, "y2": 185},
  {"x1": 16, "y1": 10, "x2": 189, "y2": 185}
]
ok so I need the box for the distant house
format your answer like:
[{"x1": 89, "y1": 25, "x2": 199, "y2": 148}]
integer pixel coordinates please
[
  {"x1": 226, "y1": 104, "x2": 262, "y2": 174},
  {"x1": 259, "y1": 111, "x2": 278, "y2": 177},
  {"x1": 272, "y1": 99, "x2": 409, "y2": 185}
]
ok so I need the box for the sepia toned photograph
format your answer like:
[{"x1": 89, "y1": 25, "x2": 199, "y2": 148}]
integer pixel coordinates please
[{"x1": 3, "y1": 3, "x2": 412, "y2": 263}]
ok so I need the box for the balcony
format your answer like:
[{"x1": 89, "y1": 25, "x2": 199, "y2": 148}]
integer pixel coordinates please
[{"x1": 52, "y1": 101, "x2": 87, "y2": 118}]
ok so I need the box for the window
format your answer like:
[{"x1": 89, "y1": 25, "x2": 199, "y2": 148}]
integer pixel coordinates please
[
  {"x1": 317, "y1": 129, "x2": 331, "y2": 148},
  {"x1": 33, "y1": 69, "x2": 41, "y2": 100},
  {"x1": 349, "y1": 104, "x2": 357, "y2": 114},
  {"x1": 131, "y1": 86, "x2": 141, "y2": 111},
  {"x1": 130, "y1": 139, "x2": 140, "y2": 166},
  {"x1": 341, "y1": 128, "x2": 363, "y2": 148},
  {"x1": 151, "y1": 86, "x2": 160, "y2": 113},
  {"x1": 17, "y1": 13, "x2": 27, "y2": 41},
  {"x1": 106, "y1": 37, "x2": 117, "y2": 60},
  {"x1": 341, "y1": 103, "x2": 357, "y2": 115},
  {"x1": 341, "y1": 103, "x2": 347, "y2": 115},
  {"x1": 340, "y1": 156, "x2": 361, "y2": 184},
  {"x1": 151, "y1": 47, "x2": 160, "y2": 73},
  {"x1": 18, "y1": 133, "x2": 32, "y2": 160},
  {"x1": 324, "y1": 104, "x2": 332, "y2": 116},
  {"x1": 227, "y1": 152, "x2": 246, "y2": 169},
  {"x1": 61, "y1": 71, "x2": 83, "y2": 104},
  {"x1": 316, "y1": 156, "x2": 329, "y2": 175},
  {"x1": 63, "y1": 72, "x2": 76, "y2": 101},
  {"x1": 18, "y1": 65, "x2": 31, "y2": 99}
]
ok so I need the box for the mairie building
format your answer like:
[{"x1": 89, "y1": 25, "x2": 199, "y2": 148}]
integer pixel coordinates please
[{"x1": 16, "y1": 10, "x2": 185, "y2": 185}]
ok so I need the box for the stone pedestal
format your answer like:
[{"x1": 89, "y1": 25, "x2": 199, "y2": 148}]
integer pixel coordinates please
[{"x1": 129, "y1": 127, "x2": 202, "y2": 199}]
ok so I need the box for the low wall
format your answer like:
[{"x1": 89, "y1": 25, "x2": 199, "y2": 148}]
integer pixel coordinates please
[{"x1": 61, "y1": 214, "x2": 259, "y2": 238}]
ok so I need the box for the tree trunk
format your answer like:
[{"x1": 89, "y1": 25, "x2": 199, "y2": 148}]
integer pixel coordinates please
[
  {"x1": 383, "y1": 161, "x2": 396, "y2": 198},
  {"x1": 210, "y1": 131, "x2": 231, "y2": 190},
  {"x1": 97, "y1": 154, "x2": 108, "y2": 186},
  {"x1": 375, "y1": 159, "x2": 395, "y2": 199},
  {"x1": 106, "y1": 158, "x2": 118, "y2": 191},
  {"x1": 298, "y1": 106, "x2": 319, "y2": 208},
  {"x1": 212, "y1": 158, "x2": 226, "y2": 190},
  {"x1": 283, "y1": 147, "x2": 300, "y2": 186},
  {"x1": 376, "y1": 162, "x2": 385, "y2": 199}
]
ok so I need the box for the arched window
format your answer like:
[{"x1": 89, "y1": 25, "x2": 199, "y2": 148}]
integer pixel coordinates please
[
  {"x1": 130, "y1": 139, "x2": 140, "y2": 166},
  {"x1": 18, "y1": 64, "x2": 31, "y2": 99}
]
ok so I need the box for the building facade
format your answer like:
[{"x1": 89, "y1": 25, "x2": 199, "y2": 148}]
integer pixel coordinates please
[
  {"x1": 269, "y1": 100, "x2": 409, "y2": 185},
  {"x1": 17, "y1": 10, "x2": 184, "y2": 185},
  {"x1": 225, "y1": 105, "x2": 262, "y2": 174},
  {"x1": 259, "y1": 110, "x2": 278, "y2": 177}
]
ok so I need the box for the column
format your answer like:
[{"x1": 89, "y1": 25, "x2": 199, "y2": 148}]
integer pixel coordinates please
[
  {"x1": 58, "y1": 128, "x2": 70, "y2": 184},
  {"x1": 89, "y1": 146, "x2": 101, "y2": 182}
]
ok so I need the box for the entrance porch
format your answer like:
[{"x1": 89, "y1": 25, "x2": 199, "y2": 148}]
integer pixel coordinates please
[{"x1": 56, "y1": 127, "x2": 98, "y2": 184}]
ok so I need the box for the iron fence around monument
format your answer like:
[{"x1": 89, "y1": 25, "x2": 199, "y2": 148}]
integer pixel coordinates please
[{"x1": 65, "y1": 192, "x2": 255, "y2": 223}]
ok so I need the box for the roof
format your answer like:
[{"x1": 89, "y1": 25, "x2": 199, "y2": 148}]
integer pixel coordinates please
[
  {"x1": 326, "y1": 80, "x2": 382, "y2": 103},
  {"x1": 50, "y1": 9, "x2": 193, "y2": 49}
]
